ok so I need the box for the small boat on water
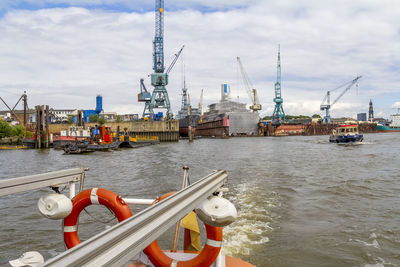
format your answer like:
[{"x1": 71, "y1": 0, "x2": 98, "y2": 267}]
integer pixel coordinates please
[
  {"x1": 63, "y1": 125, "x2": 120, "y2": 154},
  {"x1": 329, "y1": 123, "x2": 363, "y2": 143},
  {"x1": 119, "y1": 134, "x2": 160, "y2": 148},
  {"x1": 53, "y1": 126, "x2": 91, "y2": 149},
  {"x1": 0, "y1": 168, "x2": 255, "y2": 267}
]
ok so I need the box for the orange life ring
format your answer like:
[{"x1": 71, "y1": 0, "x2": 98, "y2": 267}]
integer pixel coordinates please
[
  {"x1": 144, "y1": 192, "x2": 223, "y2": 267},
  {"x1": 63, "y1": 188, "x2": 132, "y2": 249}
]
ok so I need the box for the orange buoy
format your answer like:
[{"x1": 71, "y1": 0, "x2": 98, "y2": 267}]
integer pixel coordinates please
[
  {"x1": 144, "y1": 192, "x2": 223, "y2": 267},
  {"x1": 63, "y1": 188, "x2": 132, "y2": 249}
]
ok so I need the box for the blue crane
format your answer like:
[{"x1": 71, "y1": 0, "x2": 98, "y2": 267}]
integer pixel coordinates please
[
  {"x1": 137, "y1": 0, "x2": 183, "y2": 120},
  {"x1": 320, "y1": 76, "x2": 362, "y2": 123},
  {"x1": 272, "y1": 45, "x2": 285, "y2": 126}
]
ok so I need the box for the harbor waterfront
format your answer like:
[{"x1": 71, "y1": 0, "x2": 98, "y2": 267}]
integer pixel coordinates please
[{"x1": 1, "y1": 133, "x2": 400, "y2": 266}]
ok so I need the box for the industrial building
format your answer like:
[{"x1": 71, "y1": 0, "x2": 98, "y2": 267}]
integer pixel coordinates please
[{"x1": 357, "y1": 113, "x2": 367, "y2": 122}]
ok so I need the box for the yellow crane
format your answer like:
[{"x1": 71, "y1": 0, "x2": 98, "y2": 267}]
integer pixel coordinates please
[{"x1": 236, "y1": 57, "x2": 262, "y2": 112}]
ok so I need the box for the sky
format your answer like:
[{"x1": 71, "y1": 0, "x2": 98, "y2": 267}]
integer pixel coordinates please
[{"x1": 0, "y1": 0, "x2": 399, "y2": 119}]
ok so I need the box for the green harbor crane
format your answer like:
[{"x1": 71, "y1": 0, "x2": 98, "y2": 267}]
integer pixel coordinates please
[{"x1": 272, "y1": 45, "x2": 285, "y2": 125}]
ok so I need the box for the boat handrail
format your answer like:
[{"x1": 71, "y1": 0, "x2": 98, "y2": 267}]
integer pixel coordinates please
[
  {"x1": 42, "y1": 169, "x2": 228, "y2": 267},
  {"x1": 0, "y1": 168, "x2": 85, "y2": 198}
]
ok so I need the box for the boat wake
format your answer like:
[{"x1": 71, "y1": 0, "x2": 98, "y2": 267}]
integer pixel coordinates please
[{"x1": 222, "y1": 182, "x2": 277, "y2": 256}]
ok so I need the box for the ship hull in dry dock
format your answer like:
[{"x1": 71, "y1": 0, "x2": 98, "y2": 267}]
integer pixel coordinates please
[{"x1": 178, "y1": 115, "x2": 199, "y2": 137}]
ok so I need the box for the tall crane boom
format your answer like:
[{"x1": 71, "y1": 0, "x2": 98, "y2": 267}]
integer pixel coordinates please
[
  {"x1": 320, "y1": 75, "x2": 362, "y2": 123},
  {"x1": 272, "y1": 45, "x2": 285, "y2": 125},
  {"x1": 140, "y1": 0, "x2": 182, "y2": 120},
  {"x1": 236, "y1": 57, "x2": 262, "y2": 112},
  {"x1": 153, "y1": 0, "x2": 164, "y2": 73},
  {"x1": 166, "y1": 45, "x2": 184, "y2": 75}
]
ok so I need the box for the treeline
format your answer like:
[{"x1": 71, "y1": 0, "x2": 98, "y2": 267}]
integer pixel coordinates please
[{"x1": 0, "y1": 120, "x2": 32, "y2": 138}]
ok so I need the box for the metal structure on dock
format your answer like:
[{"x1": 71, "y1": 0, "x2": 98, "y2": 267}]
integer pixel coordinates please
[
  {"x1": 137, "y1": 0, "x2": 183, "y2": 119},
  {"x1": 236, "y1": 57, "x2": 262, "y2": 113},
  {"x1": 272, "y1": 45, "x2": 285, "y2": 126},
  {"x1": 320, "y1": 76, "x2": 362, "y2": 123}
]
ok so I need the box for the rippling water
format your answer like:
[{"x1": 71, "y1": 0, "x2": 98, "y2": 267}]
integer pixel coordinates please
[{"x1": 1, "y1": 133, "x2": 400, "y2": 266}]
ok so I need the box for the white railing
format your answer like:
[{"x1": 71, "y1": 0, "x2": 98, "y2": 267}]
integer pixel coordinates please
[
  {"x1": 42, "y1": 170, "x2": 228, "y2": 267},
  {"x1": 0, "y1": 168, "x2": 86, "y2": 198}
]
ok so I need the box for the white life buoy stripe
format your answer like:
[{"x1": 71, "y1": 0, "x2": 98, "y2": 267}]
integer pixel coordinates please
[
  {"x1": 90, "y1": 188, "x2": 99, "y2": 205},
  {"x1": 63, "y1": 225, "x2": 77, "y2": 232},
  {"x1": 206, "y1": 239, "x2": 222, "y2": 248}
]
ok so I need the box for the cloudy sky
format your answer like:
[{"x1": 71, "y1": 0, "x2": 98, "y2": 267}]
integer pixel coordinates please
[{"x1": 0, "y1": 0, "x2": 399, "y2": 119}]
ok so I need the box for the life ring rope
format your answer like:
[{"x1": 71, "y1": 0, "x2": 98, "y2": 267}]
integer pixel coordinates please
[{"x1": 63, "y1": 187, "x2": 132, "y2": 249}]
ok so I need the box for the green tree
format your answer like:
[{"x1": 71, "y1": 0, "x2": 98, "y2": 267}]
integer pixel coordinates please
[
  {"x1": 0, "y1": 120, "x2": 12, "y2": 138},
  {"x1": 98, "y1": 116, "x2": 106, "y2": 125},
  {"x1": 67, "y1": 116, "x2": 74, "y2": 124},
  {"x1": 11, "y1": 125, "x2": 25, "y2": 138},
  {"x1": 312, "y1": 114, "x2": 321, "y2": 118},
  {"x1": 89, "y1": 114, "x2": 99, "y2": 123},
  {"x1": 116, "y1": 115, "x2": 122, "y2": 123}
]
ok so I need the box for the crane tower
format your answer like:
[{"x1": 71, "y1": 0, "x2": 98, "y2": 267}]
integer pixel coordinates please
[
  {"x1": 148, "y1": 0, "x2": 171, "y2": 119},
  {"x1": 320, "y1": 76, "x2": 362, "y2": 123},
  {"x1": 272, "y1": 45, "x2": 285, "y2": 125},
  {"x1": 138, "y1": 0, "x2": 183, "y2": 119}
]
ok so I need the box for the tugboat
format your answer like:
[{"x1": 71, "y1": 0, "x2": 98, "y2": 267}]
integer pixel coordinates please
[
  {"x1": 63, "y1": 125, "x2": 120, "y2": 154},
  {"x1": 329, "y1": 123, "x2": 363, "y2": 143}
]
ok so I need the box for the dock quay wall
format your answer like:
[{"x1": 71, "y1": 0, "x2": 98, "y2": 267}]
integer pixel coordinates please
[
  {"x1": 196, "y1": 119, "x2": 229, "y2": 138},
  {"x1": 272, "y1": 123, "x2": 377, "y2": 136},
  {"x1": 48, "y1": 120, "x2": 179, "y2": 142},
  {"x1": 302, "y1": 123, "x2": 376, "y2": 135}
]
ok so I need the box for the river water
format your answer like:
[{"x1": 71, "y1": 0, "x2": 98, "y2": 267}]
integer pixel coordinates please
[{"x1": 1, "y1": 133, "x2": 400, "y2": 266}]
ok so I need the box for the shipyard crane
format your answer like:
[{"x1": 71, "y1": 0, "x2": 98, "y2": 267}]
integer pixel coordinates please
[
  {"x1": 272, "y1": 45, "x2": 285, "y2": 126},
  {"x1": 198, "y1": 89, "x2": 203, "y2": 123},
  {"x1": 320, "y1": 75, "x2": 362, "y2": 123},
  {"x1": 236, "y1": 57, "x2": 262, "y2": 112},
  {"x1": 138, "y1": 78, "x2": 152, "y2": 118},
  {"x1": 139, "y1": 0, "x2": 184, "y2": 119},
  {"x1": 139, "y1": 45, "x2": 184, "y2": 119}
]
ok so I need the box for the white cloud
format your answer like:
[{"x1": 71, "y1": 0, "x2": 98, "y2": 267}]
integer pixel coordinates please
[
  {"x1": 0, "y1": 1, "x2": 399, "y2": 119},
  {"x1": 391, "y1": 102, "x2": 400, "y2": 108}
]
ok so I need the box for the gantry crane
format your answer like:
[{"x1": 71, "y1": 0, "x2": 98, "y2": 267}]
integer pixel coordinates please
[
  {"x1": 272, "y1": 45, "x2": 285, "y2": 126},
  {"x1": 320, "y1": 75, "x2": 362, "y2": 123},
  {"x1": 139, "y1": 0, "x2": 183, "y2": 119},
  {"x1": 236, "y1": 57, "x2": 262, "y2": 112},
  {"x1": 138, "y1": 78, "x2": 152, "y2": 118}
]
